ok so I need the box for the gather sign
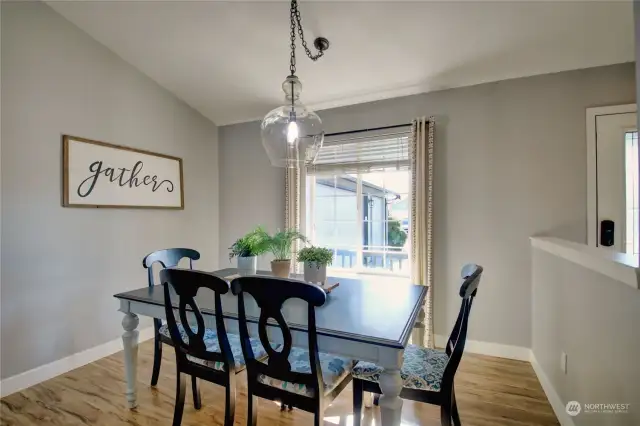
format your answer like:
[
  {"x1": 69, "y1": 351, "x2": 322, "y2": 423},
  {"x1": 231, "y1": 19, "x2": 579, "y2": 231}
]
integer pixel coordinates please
[{"x1": 63, "y1": 135, "x2": 184, "y2": 209}]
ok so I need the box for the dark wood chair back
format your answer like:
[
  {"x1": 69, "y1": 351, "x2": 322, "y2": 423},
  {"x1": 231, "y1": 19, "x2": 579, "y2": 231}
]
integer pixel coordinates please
[
  {"x1": 142, "y1": 248, "x2": 201, "y2": 388},
  {"x1": 160, "y1": 268, "x2": 236, "y2": 373},
  {"x1": 441, "y1": 264, "x2": 483, "y2": 388},
  {"x1": 143, "y1": 248, "x2": 200, "y2": 287},
  {"x1": 230, "y1": 276, "x2": 327, "y2": 399}
]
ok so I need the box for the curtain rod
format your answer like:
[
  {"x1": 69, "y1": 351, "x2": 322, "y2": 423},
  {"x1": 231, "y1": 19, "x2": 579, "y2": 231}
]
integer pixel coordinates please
[{"x1": 324, "y1": 123, "x2": 412, "y2": 138}]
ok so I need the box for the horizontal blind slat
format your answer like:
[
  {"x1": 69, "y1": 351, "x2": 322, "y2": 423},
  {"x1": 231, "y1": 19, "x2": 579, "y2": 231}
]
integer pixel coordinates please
[
  {"x1": 308, "y1": 160, "x2": 410, "y2": 175},
  {"x1": 317, "y1": 144, "x2": 407, "y2": 156},
  {"x1": 311, "y1": 133, "x2": 410, "y2": 173}
]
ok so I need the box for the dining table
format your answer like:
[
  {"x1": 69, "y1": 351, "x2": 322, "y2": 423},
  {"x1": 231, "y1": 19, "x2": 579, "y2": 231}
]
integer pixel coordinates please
[{"x1": 114, "y1": 268, "x2": 427, "y2": 426}]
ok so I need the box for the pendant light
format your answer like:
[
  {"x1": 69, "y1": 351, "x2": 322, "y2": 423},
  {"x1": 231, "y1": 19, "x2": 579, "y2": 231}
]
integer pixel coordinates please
[{"x1": 261, "y1": 0, "x2": 329, "y2": 168}]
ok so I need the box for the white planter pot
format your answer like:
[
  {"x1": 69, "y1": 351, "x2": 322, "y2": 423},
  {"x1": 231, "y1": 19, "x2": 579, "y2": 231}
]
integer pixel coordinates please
[
  {"x1": 237, "y1": 255, "x2": 257, "y2": 276},
  {"x1": 304, "y1": 262, "x2": 327, "y2": 285}
]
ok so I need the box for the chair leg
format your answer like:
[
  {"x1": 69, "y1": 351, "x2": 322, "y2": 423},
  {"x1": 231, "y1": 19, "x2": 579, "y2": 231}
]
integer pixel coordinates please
[
  {"x1": 440, "y1": 409, "x2": 452, "y2": 426},
  {"x1": 151, "y1": 332, "x2": 162, "y2": 387},
  {"x1": 440, "y1": 392, "x2": 453, "y2": 426},
  {"x1": 191, "y1": 376, "x2": 201, "y2": 410},
  {"x1": 224, "y1": 376, "x2": 236, "y2": 426},
  {"x1": 172, "y1": 372, "x2": 187, "y2": 426},
  {"x1": 373, "y1": 393, "x2": 380, "y2": 406},
  {"x1": 352, "y1": 379, "x2": 363, "y2": 426},
  {"x1": 451, "y1": 387, "x2": 461, "y2": 426},
  {"x1": 247, "y1": 393, "x2": 257, "y2": 426}
]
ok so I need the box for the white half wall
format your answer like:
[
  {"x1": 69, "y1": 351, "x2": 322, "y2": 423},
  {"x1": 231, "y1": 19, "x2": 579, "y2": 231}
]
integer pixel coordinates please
[{"x1": 532, "y1": 248, "x2": 640, "y2": 425}]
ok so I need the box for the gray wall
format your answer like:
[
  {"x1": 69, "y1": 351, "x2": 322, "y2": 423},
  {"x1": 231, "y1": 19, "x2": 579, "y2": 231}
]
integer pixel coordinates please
[
  {"x1": 1, "y1": 2, "x2": 219, "y2": 379},
  {"x1": 532, "y1": 249, "x2": 640, "y2": 425},
  {"x1": 636, "y1": 1, "x2": 640, "y2": 135},
  {"x1": 0, "y1": 1, "x2": 3, "y2": 378},
  {"x1": 219, "y1": 121, "x2": 284, "y2": 269},
  {"x1": 219, "y1": 63, "x2": 635, "y2": 348}
]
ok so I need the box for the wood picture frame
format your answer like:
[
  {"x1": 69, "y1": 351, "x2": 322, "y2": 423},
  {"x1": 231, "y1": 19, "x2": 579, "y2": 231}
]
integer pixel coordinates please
[{"x1": 62, "y1": 135, "x2": 184, "y2": 209}]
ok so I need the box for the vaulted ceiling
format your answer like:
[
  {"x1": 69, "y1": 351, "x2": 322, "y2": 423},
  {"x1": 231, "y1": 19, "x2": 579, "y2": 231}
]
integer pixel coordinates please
[{"x1": 48, "y1": 1, "x2": 634, "y2": 126}]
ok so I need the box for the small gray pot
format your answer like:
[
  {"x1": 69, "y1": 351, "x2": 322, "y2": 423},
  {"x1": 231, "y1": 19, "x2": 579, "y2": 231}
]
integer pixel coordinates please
[
  {"x1": 303, "y1": 261, "x2": 327, "y2": 285},
  {"x1": 237, "y1": 255, "x2": 257, "y2": 276}
]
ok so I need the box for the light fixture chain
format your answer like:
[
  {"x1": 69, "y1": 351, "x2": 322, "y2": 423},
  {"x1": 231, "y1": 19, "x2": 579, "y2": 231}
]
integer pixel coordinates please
[
  {"x1": 294, "y1": 2, "x2": 324, "y2": 61},
  {"x1": 289, "y1": 0, "x2": 297, "y2": 76},
  {"x1": 288, "y1": 0, "x2": 323, "y2": 76}
]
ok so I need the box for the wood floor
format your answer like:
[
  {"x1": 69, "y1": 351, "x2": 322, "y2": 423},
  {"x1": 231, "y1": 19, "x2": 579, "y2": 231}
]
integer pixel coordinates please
[{"x1": 1, "y1": 340, "x2": 559, "y2": 426}]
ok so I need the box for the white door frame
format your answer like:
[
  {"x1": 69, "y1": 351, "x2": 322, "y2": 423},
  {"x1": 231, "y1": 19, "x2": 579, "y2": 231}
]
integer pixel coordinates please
[{"x1": 586, "y1": 104, "x2": 637, "y2": 247}]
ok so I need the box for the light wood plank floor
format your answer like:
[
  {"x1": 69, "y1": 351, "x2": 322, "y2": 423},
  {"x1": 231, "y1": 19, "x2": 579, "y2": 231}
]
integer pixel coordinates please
[{"x1": 1, "y1": 340, "x2": 559, "y2": 426}]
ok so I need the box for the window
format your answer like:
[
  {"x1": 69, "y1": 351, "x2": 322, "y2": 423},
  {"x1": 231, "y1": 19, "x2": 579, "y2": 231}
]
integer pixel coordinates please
[
  {"x1": 305, "y1": 130, "x2": 411, "y2": 279},
  {"x1": 586, "y1": 105, "x2": 637, "y2": 254},
  {"x1": 625, "y1": 131, "x2": 639, "y2": 255}
]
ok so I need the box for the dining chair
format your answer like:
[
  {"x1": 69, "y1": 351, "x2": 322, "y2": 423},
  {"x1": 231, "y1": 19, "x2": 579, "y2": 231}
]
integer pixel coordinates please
[
  {"x1": 231, "y1": 276, "x2": 354, "y2": 426},
  {"x1": 352, "y1": 264, "x2": 484, "y2": 426},
  {"x1": 142, "y1": 248, "x2": 200, "y2": 389},
  {"x1": 160, "y1": 268, "x2": 271, "y2": 426}
]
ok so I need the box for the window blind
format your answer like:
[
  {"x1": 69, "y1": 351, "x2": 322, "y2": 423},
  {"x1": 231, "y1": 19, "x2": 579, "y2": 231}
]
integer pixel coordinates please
[{"x1": 307, "y1": 130, "x2": 411, "y2": 175}]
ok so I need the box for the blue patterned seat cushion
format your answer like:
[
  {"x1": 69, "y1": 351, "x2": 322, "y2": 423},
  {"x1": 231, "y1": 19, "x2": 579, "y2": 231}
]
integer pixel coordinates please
[
  {"x1": 352, "y1": 344, "x2": 449, "y2": 391},
  {"x1": 159, "y1": 324, "x2": 270, "y2": 372},
  {"x1": 257, "y1": 347, "x2": 354, "y2": 397}
]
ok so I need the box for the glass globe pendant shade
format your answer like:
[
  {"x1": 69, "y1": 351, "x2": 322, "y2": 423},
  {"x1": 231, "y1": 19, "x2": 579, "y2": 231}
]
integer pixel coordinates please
[{"x1": 261, "y1": 76, "x2": 324, "y2": 168}]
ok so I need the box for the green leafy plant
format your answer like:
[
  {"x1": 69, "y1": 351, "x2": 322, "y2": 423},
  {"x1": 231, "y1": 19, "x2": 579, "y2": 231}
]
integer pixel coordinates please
[
  {"x1": 297, "y1": 246, "x2": 333, "y2": 266},
  {"x1": 229, "y1": 226, "x2": 269, "y2": 260},
  {"x1": 387, "y1": 216, "x2": 408, "y2": 250},
  {"x1": 264, "y1": 229, "x2": 308, "y2": 261}
]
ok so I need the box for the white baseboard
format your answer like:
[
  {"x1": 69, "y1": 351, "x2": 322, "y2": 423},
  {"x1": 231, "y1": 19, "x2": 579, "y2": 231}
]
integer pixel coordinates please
[
  {"x1": 529, "y1": 352, "x2": 574, "y2": 426},
  {"x1": 0, "y1": 327, "x2": 154, "y2": 398},
  {"x1": 434, "y1": 335, "x2": 531, "y2": 361}
]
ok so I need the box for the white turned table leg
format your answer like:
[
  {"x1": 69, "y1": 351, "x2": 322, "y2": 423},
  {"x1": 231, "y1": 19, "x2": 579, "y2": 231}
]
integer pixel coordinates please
[
  {"x1": 122, "y1": 313, "x2": 139, "y2": 409},
  {"x1": 378, "y1": 349, "x2": 404, "y2": 426}
]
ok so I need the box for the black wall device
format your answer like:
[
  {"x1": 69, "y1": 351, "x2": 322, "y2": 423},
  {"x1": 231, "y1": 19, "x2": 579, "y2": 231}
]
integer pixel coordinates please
[{"x1": 600, "y1": 220, "x2": 614, "y2": 247}]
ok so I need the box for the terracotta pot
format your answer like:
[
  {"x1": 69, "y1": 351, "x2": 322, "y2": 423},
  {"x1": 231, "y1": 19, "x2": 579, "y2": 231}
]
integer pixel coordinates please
[{"x1": 271, "y1": 260, "x2": 291, "y2": 278}]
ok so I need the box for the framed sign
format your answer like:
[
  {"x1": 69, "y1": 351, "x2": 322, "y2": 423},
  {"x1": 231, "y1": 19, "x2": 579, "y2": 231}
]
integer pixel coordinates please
[{"x1": 63, "y1": 135, "x2": 184, "y2": 209}]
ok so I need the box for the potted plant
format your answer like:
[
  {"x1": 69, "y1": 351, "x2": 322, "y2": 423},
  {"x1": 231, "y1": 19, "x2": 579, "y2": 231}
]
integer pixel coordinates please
[
  {"x1": 263, "y1": 229, "x2": 307, "y2": 278},
  {"x1": 229, "y1": 226, "x2": 268, "y2": 275},
  {"x1": 298, "y1": 246, "x2": 333, "y2": 285}
]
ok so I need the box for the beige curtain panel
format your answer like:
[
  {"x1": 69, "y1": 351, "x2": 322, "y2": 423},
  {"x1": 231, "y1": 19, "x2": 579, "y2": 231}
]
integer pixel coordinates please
[{"x1": 410, "y1": 117, "x2": 435, "y2": 348}]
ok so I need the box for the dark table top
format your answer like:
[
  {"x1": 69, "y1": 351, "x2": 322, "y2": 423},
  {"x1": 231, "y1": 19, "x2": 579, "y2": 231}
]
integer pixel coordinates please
[{"x1": 115, "y1": 268, "x2": 427, "y2": 348}]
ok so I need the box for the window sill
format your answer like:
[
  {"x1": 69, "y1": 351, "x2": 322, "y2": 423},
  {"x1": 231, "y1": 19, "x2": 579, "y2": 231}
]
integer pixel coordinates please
[
  {"x1": 530, "y1": 236, "x2": 639, "y2": 289},
  {"x1": 328, "y1": 269, "x2": 410, "y2": 284}
]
